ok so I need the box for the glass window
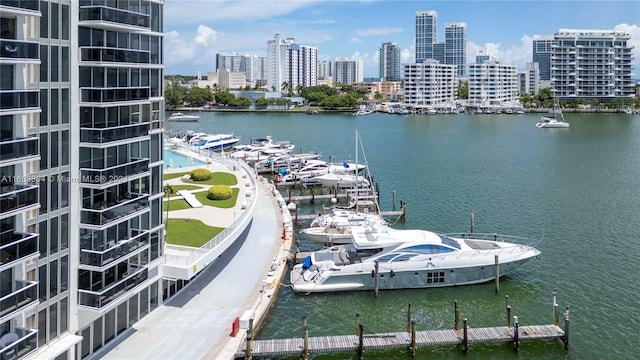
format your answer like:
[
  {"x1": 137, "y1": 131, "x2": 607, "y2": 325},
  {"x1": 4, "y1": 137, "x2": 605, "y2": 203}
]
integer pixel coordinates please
[
  {"x1": 79, "y1": 27, "x2": 90, "y2": 46},
  {"x1": 50, "y1": 130, "x2": 59, "y2": 168},
  {"x1": 106, "y1": 31, "x2": 117, "y2": 48},
  {"x1": 50, "y1": 259, "x2": 58, "y2": 297},
  {"x1": 61, "y1": 130, "x2": 69, "y2": 166},
  {"x1": 80, "y1": 327, "x2": 90, "y2": 358},
  {"x1": 49, "y1": 216, "x2": 58, "y2": 254},
  {"x1": 49, "y1": 302, "x2": 58, "y2": 340},
  {"x1": 128, "y1": 295, "x2": 138, "y2": 325},
  {"x1": 51, "y1": 89, "x2": 59, "y2": 125},
  {"x1": 0, "y1": 65, "x2": 13, "y2": 90},
  {"x1": 60, "y1": 296, "x2": 68, "y2": 333},
  {"x1": 92, "y1": 318, "x2": 102, "y2": 352},
  {"x1": 62, "y1": 47, "x2": 69, "y2": 82},
  {"x1": 39, "y1": 133, "x2": 48, "y2": 170},
  {"x1": 116, "y1": 302, "x2": 127, "y2": 335},
  {"x1": 38, "y1": 264, "x2": 47, "y2": 301},
  {"x1": 59, "y1": 256, "x2": 68, "y2": 293},
  {"x1": 61, "y1": 4, "x2": 69, "y2": 40},
  {"x1": 38, "y1": 308, "x2": 47, "y2": 346},
  {"x1": 118, "y1": 32, "x2": 128, "y2": 49},
  {"x1": 91, "y1": 28, "x2": 103, "y2": 46},
  {"x1": 51, "y1": 2, "x2": 59, "y2": 39},
  {"x1": 40, "y1": 1, "x2": 49, "y2": 38},
  {"x1": 40, "y1": 46, "x2": 48, "y2": 82},
  {"x1": 60, "y1": 213, "x2": 69, "y2": 249},
  {"x1": 51, "y1": 46, "x2": 59, "y2": 82},
  {"x1": 104, "y1": 309, "x2": 115, "y2": 343}
]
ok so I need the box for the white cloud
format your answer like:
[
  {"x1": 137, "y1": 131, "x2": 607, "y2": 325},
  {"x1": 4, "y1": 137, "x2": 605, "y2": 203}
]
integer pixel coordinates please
[
  {"x1": 614, "y1": 23, "x2": 640, "y2": 70},
  {"x1": 355, "y1": 27, "x2": 403, "y2": 37},
  {"x1": 194, "y1": 25, "x2": 218, "y2": 47},
  {"x1": 350, "y1": 38, "x2": 362, "y2": 44},
  {"x1": 164, "y1": 31, "x2": 196, "y2": 66}
]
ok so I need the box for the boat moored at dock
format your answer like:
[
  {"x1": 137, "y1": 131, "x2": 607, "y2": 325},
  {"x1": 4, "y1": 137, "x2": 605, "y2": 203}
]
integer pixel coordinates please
[{"x1": 290, "y1": 225, "x2": 541, "y2": 293}]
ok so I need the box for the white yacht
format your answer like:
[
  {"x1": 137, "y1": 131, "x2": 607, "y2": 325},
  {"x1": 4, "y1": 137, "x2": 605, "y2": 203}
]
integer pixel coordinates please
[
  {"x1": 302, "y1": 208, "x2": 387, "y2": 245},
  {"x1": 278, "y1": 161, "x2": 366, "y2": 184},
  {"x1": 189, "y1": 133, "x2": 240, "y2": 151},
  {"x1": 536, "y1": 101, "x2": 569, "y2": 128},
  {"x1": 290, "y1": 225, "x2": 541, "y2": 293},
  {"x1": 254, "y1": 153, "x2": 322, "y2": 174},
  {"x1": 167, "y1": 112, "x2": 199, "y2": 122}
]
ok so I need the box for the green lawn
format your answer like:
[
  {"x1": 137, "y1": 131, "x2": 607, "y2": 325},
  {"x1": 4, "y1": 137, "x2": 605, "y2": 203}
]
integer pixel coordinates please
[
  {"x1": 169, "y1": 184, "x2": 202, "y2": 192},
  {"x1": 194, "y1": 187, "x2": 239, "y2": 208},
  {"x1": 163, "y1": 171, "x2": 190, "y2": 180},
  {"x1": 184, "y1": 172, "x2": 238, "y2": 186},
  {"x1": 164, "y1": 219, "x2": 224, "y2": 247},
  {"x1": 163, "y1": 198, "x2": 191, "y2": 211}
]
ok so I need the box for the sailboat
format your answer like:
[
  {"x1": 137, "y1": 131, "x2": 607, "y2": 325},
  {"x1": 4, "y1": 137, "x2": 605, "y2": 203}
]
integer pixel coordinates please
[
  {"x1": 536, "y1": 97, "x2": 569, "y2": 128},
  {"x1": 301, "y1": 130, "x2": 388, "y2": 245}
]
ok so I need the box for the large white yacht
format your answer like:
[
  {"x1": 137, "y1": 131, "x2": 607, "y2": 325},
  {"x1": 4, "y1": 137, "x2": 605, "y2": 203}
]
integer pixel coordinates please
[
  {"x1": 302, "y1": 208, "x2": 387, "y2": 245},
  {"x1": 290, "y1": 225, "x2": 541, "y2": 293}
]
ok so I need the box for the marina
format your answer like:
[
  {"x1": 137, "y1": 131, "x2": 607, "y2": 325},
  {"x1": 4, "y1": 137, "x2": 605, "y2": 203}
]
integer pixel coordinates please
[{"x1": 164, "y1": 110, "x2": 640, "y2": 359}]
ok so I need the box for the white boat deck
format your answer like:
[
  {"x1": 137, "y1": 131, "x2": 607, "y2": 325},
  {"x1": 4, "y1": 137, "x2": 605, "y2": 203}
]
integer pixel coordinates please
[{"x1": 177, "y1": 190, "x2": 203, "y2": 208}]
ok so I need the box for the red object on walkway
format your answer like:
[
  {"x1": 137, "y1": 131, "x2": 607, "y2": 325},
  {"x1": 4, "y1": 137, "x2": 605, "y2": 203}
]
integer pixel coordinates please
[{"x1": 231, "y1": 317, "x2": 240, "y2": 337}]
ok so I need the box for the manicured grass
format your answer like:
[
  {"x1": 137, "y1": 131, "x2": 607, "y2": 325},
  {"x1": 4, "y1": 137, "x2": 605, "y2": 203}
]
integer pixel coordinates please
[
  {"x1": 185, "y1": 172, "x2": 238, "y2": 186},
  {"x1": 163, "y1": 171, "x2": 190, "y2": 180},
  {"x1": 163, "y1": 198, "x2": 191, "y2": 211},
  {"x1": 169, "y1": 184, "x2": 202, "y2": 192},
  {"x1": 194, "y1": 187, "x2": 240, "y2": 208},
  {"x1": 164, "y1": 219, "x2": 224, "y2": 247}
]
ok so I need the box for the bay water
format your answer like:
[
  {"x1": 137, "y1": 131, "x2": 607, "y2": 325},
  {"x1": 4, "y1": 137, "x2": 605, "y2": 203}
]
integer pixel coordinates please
[{"x1": 166, "y1": 111, "x2": 640, "y2": 359}]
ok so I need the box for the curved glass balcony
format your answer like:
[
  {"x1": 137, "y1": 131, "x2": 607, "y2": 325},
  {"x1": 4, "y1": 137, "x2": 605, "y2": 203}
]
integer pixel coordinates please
[
  {"x1": 0, "y1": 280, "x2": 37, "y2": 318},
  {"x1": 0, "y1": 326, "x2": 37, "y2": 360},
  {"x1": 0, "y1": 0, "x2": 39, "y2": 11},
  {"x1": 80, "y1": 47, "x2": 150, "y2": 64},
  {"x1": 79, "y1": 6, "x2": 150, "y2": 29},
  {"x1": 78, "y1": 265, "x2": 148, "y2": 308},
  {"x1": 80, "y1": 123, "x2": 150, "y2": 144},
  {"x1": 0, "y1": 232, "x2": 38, "y2": 265},
  {"x1": 0, "y1": 39, "x2": 39, "y2": 61},
  {"x1": 0, "y1": 137, "x2": 38, "y2": 163},
  {"x1": 0, "y1": 184, "x2": 38, "y2": 218},
  {"x1": 0, "y1": 90, "x2": 39, "y2": 110},
  {"x1": 79, "y1": 158, "x2": 149, "y2": 185},
  {"x1": 81, "y1": 87, "x2": 149, "y2": 103},
  {"x1": 79, "y1": 229, "x2": 149, "y2": 267},
  {"x1": 80, "y1": 193, "x2": 149, "y2": 226}
]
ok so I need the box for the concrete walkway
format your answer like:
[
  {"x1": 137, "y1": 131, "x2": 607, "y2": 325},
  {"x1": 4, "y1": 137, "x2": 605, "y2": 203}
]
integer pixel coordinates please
[{"x1": 97, "y1": 166, "x2": 288, "y2": 359}]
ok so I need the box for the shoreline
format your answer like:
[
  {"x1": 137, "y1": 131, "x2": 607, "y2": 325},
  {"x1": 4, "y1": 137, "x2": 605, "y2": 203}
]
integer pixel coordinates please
[{"x1": 170, "y1": 107, "x2": 638, "y2": 114}]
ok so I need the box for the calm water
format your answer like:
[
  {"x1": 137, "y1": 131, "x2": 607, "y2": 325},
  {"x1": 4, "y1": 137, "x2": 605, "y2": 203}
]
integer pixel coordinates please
[{"x1": 165, "y1": 111, "x2": 640, "y2": 359}]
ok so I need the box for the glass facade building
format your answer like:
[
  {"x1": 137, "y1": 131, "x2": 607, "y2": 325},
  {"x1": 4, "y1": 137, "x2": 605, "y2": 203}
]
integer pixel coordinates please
[
  {"x1": 415, "y1": 10, "x2": 437, "y2": 64},
  {"x1": 1, "y1": 1, "x2": 167, "y2": 358},
  {"x1": 378, "y1": 42, "x2": 401, "y2": 82}
]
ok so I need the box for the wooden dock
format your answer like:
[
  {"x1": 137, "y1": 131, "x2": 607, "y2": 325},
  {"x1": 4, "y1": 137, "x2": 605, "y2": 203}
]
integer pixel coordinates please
[
  {"x1": 236, "y1": 324, "x2": 565, "y2": 358},
  {"x1": 235, "y1": 295, "x2": 570, "y2": 359},
  {"x1": 294, "y1": 209, "x2": 405, "y2": 223}
]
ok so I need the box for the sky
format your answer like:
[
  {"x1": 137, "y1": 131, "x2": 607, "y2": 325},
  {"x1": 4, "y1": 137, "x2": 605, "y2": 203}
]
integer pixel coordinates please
[{"x1": 164, "y1": 0, "x2": 640, "y2": 78}]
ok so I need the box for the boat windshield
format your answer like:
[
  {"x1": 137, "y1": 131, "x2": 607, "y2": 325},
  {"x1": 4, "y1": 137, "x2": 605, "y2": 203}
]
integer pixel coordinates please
[
  {"x1": 439, "y1": 235, "x2": 461, "y2": 250},
  {"x1": 402, "y1": 244, "x2": 455, "y2": 254}
]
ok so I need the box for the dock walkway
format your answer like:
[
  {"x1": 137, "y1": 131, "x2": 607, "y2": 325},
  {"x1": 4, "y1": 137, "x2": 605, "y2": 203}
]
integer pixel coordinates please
[{"x1": 235, "y1": 324, "x2": 565, "y2": 358}]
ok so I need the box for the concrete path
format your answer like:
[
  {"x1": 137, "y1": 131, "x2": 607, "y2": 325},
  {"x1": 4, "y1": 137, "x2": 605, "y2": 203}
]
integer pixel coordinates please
[{"x1": 97, "y1": 177, "x2": 280, "y2": 360}]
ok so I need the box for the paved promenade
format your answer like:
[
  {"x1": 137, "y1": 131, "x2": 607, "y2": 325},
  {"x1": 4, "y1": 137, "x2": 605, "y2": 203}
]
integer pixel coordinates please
[{"x1": 97, "y1": 155, "x2": 293, "y2": 359}]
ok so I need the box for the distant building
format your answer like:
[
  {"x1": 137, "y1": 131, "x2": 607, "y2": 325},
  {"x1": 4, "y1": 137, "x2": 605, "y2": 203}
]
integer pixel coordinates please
[
  {"x1": 532, "y1": 37, "x2": 554, "y2": 81},
  {"x1": 433, "y1": 42, "x2": 445, "y2": 64},
  {"x1": 353, "y1": 81, "x2": 403, "y2": 101},
  {"x1": 403, "y1": 61, "x2": 457, "y2": 107},
  {"x1": 468, "y1": 60, "x2": 519, "y2": 106},
  {"x1": 415, "y1": 10, "x2": 438, "y2": 63},
  {"x1": 332, "y1": 59, "x2": 364, "y2": 85},
  {"x1": 526, "y1": 62, "x2": 540, "y2": 95},
  {"x1": 215, "y1": 53, "x2": 266, "y2": 89},
  {"x1": 551, "y1": 29, "x2": 635, "y2": 103},
  {"x1": 379, "y1": 42, "x2": 401, "y2": 81},
  {"x1": 445, "y1": 22, "x2": 467, "y2": 76},
  {"x1": 475, "y1": 48, "x2": 495, "y2": 64},
  {"x1": 266, "y1": 34, "x2": 317, "y2": 92}
]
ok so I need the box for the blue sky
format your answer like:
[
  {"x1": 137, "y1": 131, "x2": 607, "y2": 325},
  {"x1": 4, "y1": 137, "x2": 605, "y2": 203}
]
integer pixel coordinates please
[{"x1": 164, "y1": 0, "x2": 640, "y2": 78}]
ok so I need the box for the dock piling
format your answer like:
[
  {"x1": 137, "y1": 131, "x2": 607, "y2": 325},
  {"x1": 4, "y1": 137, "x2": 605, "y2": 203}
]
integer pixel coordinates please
[
  {"x1": 302, "y1": 317, "x2": 309, "y2": 359},
  {"x1": 406, "y1": 304, "x2": 412, "y2": 332},
  {"x1": 506, "y1": 295, "x2": 512, "y2": 328},
  {"x1": 357, "y1": 323, "x2": 364, "y2": 360},
  {"x1": 513, "y1": 316, "x2": 519, "y2": 351},
  {"x1": 462, "y1": 318, "x2": 469, "y2": 353},
  {"x1": 245, "y1": 318, "x2": 253, "y2": 360},
  {"x1": 454, "y1": 300, "x2": 460, "y2": 330},
  {"x1": 392, "y1": 190, "x2": 397, "y2": 210},
  {"x1": 410, "y1": 319, "x2": 417, "y2": 357},
  {"x1": 373, "y1": 260, "x2": 379, "y2": 297},
  {"x1": 563, "y1": 305, "x2": 570, "y2": 350},
  {"x1": 494, "y1": 255, "x2": 500, "y2": 293},
  {"x1": 355, "y1": 313, "x2": 361, "y2": 336},
  {"x1": 552, "y1": 288, "x2": 559, "y2": 326}
]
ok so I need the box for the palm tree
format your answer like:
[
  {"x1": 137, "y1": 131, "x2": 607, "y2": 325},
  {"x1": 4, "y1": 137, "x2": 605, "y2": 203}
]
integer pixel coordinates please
[{"x1": 163, "y1": 184, "x2": 174, "y2": 231}]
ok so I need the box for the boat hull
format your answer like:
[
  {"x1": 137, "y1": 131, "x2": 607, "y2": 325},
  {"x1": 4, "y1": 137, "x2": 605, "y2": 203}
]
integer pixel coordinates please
[{"x1": 290, "y1": 256, "x2": 537, "y2": 293}]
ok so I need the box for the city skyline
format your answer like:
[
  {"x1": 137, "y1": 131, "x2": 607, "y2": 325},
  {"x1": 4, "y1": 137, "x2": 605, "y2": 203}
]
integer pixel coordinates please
[{"x1": 164, "y1": 0, "x2": 640, "y2": 78}]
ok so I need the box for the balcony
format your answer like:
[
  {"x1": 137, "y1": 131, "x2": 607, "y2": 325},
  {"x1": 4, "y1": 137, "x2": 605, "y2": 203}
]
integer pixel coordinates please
[
  {"x1": 0, "y1": 39, "x2": 39, "y2": 61},
  {"x1": 79, "y1": 158, "x2": 149, "y2": 185},
  {"x1": 0, "y1": 232, "x2": 38, "y2": 265},
  {"x1": 0, "y1": 0, "x2": 39, "y2": 11},
  {"x1": 78, "y1": 265, "x2": 148, "y2": 308},
  {"x1": 0, "y1": 280, "x2": 37, "y2": 318},
  {"x1": 80, "y1": 123, "x2": 150, "y2": 144},
  {"x1": 0, "y1": 90, "x2": 39, "y2": 111},
  {"x1": 0, "y1": 137, "x2": 38, "y2": 163},
  {"x1": 80, "y1": 47, "x2": 150, "y2": 64},
  {"x1": 0, "y1": 326, "x2": 37, "y2": 360},
  {"x1": 81, "y1": 87, "x2": 149, "y2": 103},
  {"x1": 79, "y1": 5, "x2": 150, "y2": 29},
  {"x1": 0, "y1": 185, "x2": 38, "y2": 218},
  {"x1": 79, "y1": 229, "x2": 149, "y2": 267},
  {"x1": 80, "y1": 193, "x2": 149, "y2": 226}
]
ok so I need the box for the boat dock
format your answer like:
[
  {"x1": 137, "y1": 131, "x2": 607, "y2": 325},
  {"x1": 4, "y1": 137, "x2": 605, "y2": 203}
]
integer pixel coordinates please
[{"x1": 235, "y1": 296, "x2": 570, "y2": 359}]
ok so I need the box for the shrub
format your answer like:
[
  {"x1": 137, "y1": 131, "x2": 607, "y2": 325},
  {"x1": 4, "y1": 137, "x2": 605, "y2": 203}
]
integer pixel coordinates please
[
  {"x1": 207, "y1": 185, "x2": 232, "y2": 200},
  {"x1": 190, "y1": 168, "x2": 211, "y2": 181}
]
